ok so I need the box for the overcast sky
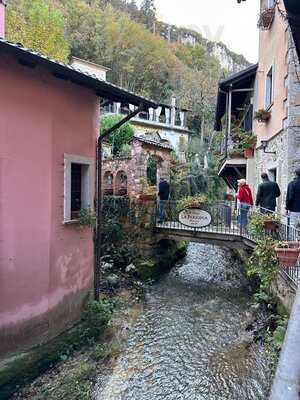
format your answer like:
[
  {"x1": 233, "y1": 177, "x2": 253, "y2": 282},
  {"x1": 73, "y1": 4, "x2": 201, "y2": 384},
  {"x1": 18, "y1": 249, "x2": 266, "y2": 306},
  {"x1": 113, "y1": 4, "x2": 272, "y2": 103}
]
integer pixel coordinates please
[{"x1": 137, "y1": 0, "x2": 260, "y2": 63}]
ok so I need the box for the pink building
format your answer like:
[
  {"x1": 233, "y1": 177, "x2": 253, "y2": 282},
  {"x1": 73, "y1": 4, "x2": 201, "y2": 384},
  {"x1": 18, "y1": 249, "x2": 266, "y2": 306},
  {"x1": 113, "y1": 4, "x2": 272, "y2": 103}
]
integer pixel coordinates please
[{"x1": 0, "y1": 9, "x2": 154, "y2": 357}]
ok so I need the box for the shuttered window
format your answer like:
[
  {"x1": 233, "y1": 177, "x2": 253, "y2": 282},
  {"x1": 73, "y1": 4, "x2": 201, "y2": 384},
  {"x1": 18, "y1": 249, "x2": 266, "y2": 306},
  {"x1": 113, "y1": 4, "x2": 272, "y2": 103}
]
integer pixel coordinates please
[{"x1": 265, "y1": 66, "x2": 273, "y2": 108}]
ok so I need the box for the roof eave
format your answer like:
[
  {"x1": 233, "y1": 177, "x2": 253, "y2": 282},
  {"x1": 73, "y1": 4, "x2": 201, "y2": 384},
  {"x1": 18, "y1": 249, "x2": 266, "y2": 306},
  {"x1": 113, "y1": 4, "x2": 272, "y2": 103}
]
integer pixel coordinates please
[{"x1": 0, "y1": 39, "x2": 157, "y2": 110}]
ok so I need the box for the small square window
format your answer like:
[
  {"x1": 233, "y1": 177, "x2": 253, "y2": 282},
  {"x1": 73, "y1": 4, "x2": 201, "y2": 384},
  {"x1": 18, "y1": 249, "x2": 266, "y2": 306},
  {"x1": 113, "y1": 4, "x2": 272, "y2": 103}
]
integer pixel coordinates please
[
  {"x1": 265, "y1": 66, "x2": 274, "y2": 108},
  {"x1": 64, "y1": 155, "x2": 94, "y2": 223}
]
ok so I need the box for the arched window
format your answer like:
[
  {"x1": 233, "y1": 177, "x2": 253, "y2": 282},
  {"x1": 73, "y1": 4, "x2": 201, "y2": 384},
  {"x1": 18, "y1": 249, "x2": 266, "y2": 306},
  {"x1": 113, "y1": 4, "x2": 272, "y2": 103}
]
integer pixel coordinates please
[
  {"x1": 116, "y1": 170, "x2": 128, "y2": 196},
  {"x1": 103, "y1": 171, "x2": 114, "y2": 195}
]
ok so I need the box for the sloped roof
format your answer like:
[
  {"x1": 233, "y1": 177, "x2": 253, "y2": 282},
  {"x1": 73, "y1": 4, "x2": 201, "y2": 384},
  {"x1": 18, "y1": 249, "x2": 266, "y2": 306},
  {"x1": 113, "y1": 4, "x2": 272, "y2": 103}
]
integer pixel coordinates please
[
  {"x1": 133, "y1": 134, "x2": 173, "y2": 150},
  {"x1": 0, "y1": 38, "x2": 157, "y2": 110}
]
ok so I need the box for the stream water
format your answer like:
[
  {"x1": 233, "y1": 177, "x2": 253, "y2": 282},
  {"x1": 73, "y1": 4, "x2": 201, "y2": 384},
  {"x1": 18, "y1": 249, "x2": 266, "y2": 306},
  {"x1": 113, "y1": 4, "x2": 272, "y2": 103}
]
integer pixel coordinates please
[{"x1": 96, "y1": 244, "x2": 273, "y2": 400}]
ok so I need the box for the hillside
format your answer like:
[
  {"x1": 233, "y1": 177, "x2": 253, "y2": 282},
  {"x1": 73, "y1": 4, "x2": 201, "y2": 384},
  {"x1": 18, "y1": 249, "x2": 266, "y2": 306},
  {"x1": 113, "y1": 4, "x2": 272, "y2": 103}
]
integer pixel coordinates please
[{"x1": 5, "y1": 0, "x2": 250, "y2": 132}]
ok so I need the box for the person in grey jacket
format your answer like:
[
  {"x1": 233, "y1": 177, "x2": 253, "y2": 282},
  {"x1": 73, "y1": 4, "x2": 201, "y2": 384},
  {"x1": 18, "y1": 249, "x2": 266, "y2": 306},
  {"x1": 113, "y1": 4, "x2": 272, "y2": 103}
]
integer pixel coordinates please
[
  {"x1": 256, "y1": 173, "x2": 281, "y2": 213},
  {"x1": 286, "y1": 168, "x2": 300, "y2": 228}
]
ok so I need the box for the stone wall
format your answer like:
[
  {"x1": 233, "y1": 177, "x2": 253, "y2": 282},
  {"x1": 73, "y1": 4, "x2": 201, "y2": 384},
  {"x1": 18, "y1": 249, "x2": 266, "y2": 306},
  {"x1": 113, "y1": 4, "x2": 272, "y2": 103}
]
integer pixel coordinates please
[
  {"x1": 102, "y1": 138, "x2": 172, "y2": 199},
  {"x1": 253, "y1": 31, "x2": 300, "y2": 213}
]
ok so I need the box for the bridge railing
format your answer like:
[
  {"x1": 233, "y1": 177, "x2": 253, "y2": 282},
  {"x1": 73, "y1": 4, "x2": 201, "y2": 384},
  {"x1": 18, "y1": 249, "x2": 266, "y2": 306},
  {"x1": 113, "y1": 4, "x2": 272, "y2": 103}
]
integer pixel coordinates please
[
  {"x1": 155, "y1": 200, "x2": 300, "y2": 286},
  {"x1": 156, "y1": 201, "x2": 239, "y2": 234}
]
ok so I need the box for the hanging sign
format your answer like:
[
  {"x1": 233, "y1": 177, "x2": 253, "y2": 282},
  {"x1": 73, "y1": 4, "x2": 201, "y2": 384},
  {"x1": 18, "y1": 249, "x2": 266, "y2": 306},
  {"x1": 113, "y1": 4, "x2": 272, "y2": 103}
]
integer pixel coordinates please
[{"x1": 178, "y1": 208, "x2": 212, "y2": 228}]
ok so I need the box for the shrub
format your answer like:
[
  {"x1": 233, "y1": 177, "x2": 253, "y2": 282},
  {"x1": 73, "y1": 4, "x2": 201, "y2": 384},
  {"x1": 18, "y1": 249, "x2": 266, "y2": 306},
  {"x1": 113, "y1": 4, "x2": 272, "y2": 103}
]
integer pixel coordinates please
[
  {"x1": 100, "y1": 115, "x2": 134, "y2": 155},
  {"x1": 79, "y1": 208, "x2": 97, "y2": 227},
  {"x1": 177, "y1": 195, "x2": 208, "y2": 211},
  {"x1": 81, "y1": 301, "x2": 113, "y2": 341},
  {"x1": 248, "y1": 212, "x2": 280, "y2": 239},
  {"x1": 246, "y1": 238, "x2": 279, "y2": 292}
]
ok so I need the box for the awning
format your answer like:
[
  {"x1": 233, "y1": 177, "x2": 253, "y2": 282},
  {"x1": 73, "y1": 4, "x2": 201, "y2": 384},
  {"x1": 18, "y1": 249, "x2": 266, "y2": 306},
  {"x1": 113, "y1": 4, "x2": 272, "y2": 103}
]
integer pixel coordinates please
[
  {"x1": 284, "y1": 0, "x2": 300, "y2": 61},
  {"x1": 214, "y1": 64, "x2": 258, "y2": 131},
  {"x1": 218, "y1": 158, "x2": 247, "y2": 190}
]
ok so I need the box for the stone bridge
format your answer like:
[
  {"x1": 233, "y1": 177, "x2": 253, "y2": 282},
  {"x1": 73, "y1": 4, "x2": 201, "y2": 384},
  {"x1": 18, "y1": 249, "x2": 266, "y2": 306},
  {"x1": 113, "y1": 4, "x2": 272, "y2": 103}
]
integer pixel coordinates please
[{"x1": 155, "y1": 222, "x2": 256, "y2": 251}]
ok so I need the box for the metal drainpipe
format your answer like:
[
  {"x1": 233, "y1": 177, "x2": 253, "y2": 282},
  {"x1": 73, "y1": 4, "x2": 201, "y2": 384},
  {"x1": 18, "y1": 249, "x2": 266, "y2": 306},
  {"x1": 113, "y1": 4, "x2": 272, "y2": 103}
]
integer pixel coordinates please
[
  {"x1": 94, "y1": 103, "x2": 145, "y2": 301},
  {"x1": 269, "y1": 286, "x2": 300, "y2": 400}
]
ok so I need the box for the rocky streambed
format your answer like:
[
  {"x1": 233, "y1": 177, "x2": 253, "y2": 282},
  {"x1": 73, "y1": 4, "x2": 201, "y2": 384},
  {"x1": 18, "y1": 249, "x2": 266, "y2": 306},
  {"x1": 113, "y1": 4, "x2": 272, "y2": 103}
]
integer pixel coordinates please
[{"x1": 95, "y1": 243, "x2": 273, "y2": 400}]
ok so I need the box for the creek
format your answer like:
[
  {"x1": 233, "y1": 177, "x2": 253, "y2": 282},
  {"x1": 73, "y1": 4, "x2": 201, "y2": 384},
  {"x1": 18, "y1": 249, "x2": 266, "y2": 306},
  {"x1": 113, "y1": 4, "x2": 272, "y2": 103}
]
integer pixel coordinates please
[{"x1": 95, "y1": 243, "x2": 273, "y2": 400}]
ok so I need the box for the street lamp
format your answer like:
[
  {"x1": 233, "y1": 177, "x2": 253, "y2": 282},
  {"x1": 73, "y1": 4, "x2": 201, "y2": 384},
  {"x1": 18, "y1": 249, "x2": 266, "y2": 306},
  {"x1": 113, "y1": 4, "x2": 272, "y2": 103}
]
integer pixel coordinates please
[{"x1": 261, "y1": 139, "x2": 276, "y2": 155}]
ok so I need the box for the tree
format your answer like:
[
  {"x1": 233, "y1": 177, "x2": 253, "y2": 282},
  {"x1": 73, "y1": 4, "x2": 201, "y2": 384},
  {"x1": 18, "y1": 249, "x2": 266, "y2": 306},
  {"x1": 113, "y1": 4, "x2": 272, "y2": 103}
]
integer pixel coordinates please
[
  {"x1": 100, "y1": 115, "x2": 134, "y2": 155},
  {"x1": 139, "y1": 0, "x2": 156, "y2": 31},
  {"x1": 6, "y1": 0, "x2": 70, "y2": 62}
]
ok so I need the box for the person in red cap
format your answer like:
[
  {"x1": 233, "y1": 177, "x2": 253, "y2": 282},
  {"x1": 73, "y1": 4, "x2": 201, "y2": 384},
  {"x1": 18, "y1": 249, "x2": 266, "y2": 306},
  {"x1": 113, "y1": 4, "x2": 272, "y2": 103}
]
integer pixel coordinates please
[{"x1": 236, "y1": 179, "x2": 253, "y2": 227}]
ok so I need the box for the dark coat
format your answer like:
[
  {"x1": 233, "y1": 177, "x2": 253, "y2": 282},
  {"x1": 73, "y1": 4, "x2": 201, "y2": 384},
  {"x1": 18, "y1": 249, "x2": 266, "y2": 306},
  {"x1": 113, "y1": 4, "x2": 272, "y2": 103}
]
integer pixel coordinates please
[
  {"x1": 256, "y1": 180, "x2": 281, "y2": 211},
  {"x1": 158, "y1": 180, "x2": 170, "y2": 201},
  {"x1": 286, "y1": 177, "x2": 300, "y2": 212}
]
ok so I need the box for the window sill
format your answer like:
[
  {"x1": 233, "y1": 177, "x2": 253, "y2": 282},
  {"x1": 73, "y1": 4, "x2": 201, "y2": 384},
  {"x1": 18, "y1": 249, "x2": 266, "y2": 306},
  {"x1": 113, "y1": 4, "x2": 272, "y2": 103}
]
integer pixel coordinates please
[{"x1": 63, "y1": 219, "x2": 80, "y2": 225}]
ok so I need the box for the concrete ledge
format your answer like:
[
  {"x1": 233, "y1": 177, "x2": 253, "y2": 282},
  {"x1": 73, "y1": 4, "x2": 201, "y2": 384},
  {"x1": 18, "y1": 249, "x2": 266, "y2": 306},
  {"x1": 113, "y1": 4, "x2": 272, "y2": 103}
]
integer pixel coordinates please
[{"x1": 270, "y1": 287, "x2": 300, "y2": 399}]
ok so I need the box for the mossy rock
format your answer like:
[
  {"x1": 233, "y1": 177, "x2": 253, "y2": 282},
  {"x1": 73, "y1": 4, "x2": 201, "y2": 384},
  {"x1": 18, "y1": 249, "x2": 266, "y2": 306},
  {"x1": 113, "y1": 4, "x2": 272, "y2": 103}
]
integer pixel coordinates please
[
  {"x1": 277, "y1": 301, "x2": 289, "y2": 318},
  {"x1": 136, "y1": 260, "x2": 158, "y2": 281},
  {"x1": 176, "y1": 241, "x2": 188, "y2": 259}
]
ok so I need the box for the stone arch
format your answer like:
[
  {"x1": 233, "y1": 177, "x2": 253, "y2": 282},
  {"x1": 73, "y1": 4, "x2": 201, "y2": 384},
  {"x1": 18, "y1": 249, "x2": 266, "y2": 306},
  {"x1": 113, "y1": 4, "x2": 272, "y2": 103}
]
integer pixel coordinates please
[
  {"x1": 115, "y1": 170, "x2": 128, "y2": 196},
  {"x1": 103, "y1": 171, "x2": 114, "y2": 195}
]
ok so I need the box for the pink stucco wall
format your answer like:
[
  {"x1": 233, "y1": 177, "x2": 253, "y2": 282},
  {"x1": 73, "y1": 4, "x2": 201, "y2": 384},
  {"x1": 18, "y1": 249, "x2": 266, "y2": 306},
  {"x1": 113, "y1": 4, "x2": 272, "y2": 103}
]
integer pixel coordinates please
[
  {"x1": 0, "y1": 54, "x2": 99, "y2": 357},
  {"x1": 254, "y1": 0, "x2": 288, "y2": 143}
]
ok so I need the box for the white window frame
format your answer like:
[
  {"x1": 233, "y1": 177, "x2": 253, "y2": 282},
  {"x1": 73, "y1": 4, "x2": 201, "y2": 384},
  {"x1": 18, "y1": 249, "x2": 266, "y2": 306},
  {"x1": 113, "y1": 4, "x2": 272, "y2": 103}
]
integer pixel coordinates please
[
  {"x1": 64, "y1": 154, "x2": 94, "y2": 223},
  {"x1": 265, "y1": 64, "x2": 274, "y2": 109}
]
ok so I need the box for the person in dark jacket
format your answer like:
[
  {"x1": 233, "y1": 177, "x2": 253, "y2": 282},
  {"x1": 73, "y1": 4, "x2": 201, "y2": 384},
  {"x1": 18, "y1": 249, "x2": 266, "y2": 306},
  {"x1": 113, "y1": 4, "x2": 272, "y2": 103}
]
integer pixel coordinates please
[
  {"x1": 286, "y1": 168, "x2": 300, "y2": 228},
  {"x1": 158, "y1": 177, "x2": 170, "y2": 222},
  {"x1": 256, "y1": 173, "x2": 281, "y2": 213}
]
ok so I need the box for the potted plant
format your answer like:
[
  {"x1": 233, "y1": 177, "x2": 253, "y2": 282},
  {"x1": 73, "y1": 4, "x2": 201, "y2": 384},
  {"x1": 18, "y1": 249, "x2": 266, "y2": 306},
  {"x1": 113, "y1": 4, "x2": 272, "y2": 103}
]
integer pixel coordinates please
[
  {"x1": 257, "y1": 6, "x2": 276, "y2": 30},
  {"x1": 242, "y1": 134, "x2": 257, "y2": 159},
  {"x1": 263, "y1": 213, "x2": 280, "y2": 231},
  {"x1": 177, "y1": 195, "x2": 208, "y2": 211},
  {"x1": 248, "y1": 212, "x2": 280, "y2": 239},
  {"x1": 228, "y1": 148, "x2": 244, "y2": 159},
  {"x1": 274, "y1": 242, "x2": 300, "y2": 267},
  {"x1": 254, "y1": 109, "x2": 271, "y2": 123}
]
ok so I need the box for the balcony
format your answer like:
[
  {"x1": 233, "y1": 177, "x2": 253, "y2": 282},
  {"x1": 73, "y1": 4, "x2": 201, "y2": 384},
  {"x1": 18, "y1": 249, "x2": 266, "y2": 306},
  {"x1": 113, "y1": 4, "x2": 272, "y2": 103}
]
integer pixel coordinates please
[{"x1": 101, "y1": 102, "x2": 189, "y2": 131}]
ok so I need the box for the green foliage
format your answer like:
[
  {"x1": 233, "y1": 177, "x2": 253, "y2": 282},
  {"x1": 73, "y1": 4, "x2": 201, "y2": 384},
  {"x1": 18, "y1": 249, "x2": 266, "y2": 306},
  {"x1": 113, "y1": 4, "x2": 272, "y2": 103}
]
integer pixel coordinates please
[
  {"x1": 119, "y1": 143, "x2": 132, "y2": 158},
  {"x1": 147, "y1": 155, "x2": 158, "y2": 186},
  {"x1": 136, "y1": 259, "x2": 157, "y2": 281},
  {"x1": 272, "y1": 317, "x2": 288, "y2": 351},
  {"x1": 6, "y1": 0, "x2": 70, "y2": 62},
  {"x1": 254, "y1": 109, "x2": 271, "y2": 121},
  {"x1": 81, "y1": 300, "x2": 113, "y2": 340},
  {"x1": 79, "y1": 208, "x2": 97, "y2": 227},
  {"x1": 241, "y1": 134, "x2": 257, "y2": 149},
  {"x1": 248, "y1": 212, "x2": 280, "y2": 239},
  {"x1": 177, "y1": 195, "x2": 208, "y2": 211},
  {"x1": 100, "y1": 197, "x2": 139, "y2": 268},
  {"x1": 139, "y1": 0, "x2": 156, "y2": 30},
  {"x1": 100, "y1": 114, "x2": 134, "y2": 155},
  {"x1": 246, "y1": 238, "x2": 279, "y2": 292}
]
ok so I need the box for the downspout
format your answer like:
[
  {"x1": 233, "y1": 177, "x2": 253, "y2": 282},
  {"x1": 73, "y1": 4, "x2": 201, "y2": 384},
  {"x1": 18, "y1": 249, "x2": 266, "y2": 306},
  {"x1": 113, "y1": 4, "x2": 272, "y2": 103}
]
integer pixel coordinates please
[{"x1": 94, "y1": 103, "x2": 145, "y2": 301}]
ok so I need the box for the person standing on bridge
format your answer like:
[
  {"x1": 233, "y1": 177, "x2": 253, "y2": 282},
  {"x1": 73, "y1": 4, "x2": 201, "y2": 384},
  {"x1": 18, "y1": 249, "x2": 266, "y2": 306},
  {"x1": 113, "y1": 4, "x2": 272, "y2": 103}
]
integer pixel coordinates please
[
  {"x1": 286, "y1": 168, "x2": 300, "y2": 229},
  {"x1": 158, "y1": 177, "x2": 170, "y2": 223},
  {"x1": 256, "y1": 173, "x2": 281, "y2": 213},
  {"x1": 236, "y1": 179, "x2": 253, "y2": 228}
]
